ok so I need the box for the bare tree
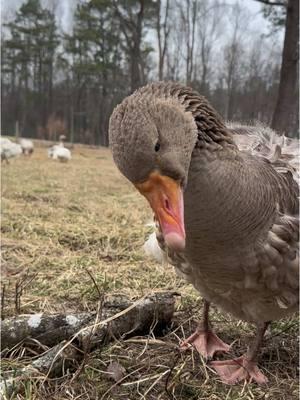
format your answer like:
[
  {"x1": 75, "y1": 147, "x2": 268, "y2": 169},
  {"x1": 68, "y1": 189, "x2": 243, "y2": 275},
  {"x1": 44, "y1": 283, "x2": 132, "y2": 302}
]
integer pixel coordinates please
[
  {"x1": 255, "y1": 0, "x2": 299, "y2": 135},
  {"x1": 176, "y1": 0, "x2": 198, "y2": 84},
  {"x1": 113, "y1": 0, "x2": 156, "y2": 92},
  {"x1": 164, "y1": 4, "x2": 184, "y2": 81},
  {"x1": 156, "y1": 0, "x2": 170, "y2": 80},
  {"x1": 194, "y1": 0, "x2": 225, "y2": 94},
  {"x1": 222, "y1": 4, "x2": 247, "y2": 120},
  {"x1": 1, "y1": 0, "x2": 292, "y2": 143}
]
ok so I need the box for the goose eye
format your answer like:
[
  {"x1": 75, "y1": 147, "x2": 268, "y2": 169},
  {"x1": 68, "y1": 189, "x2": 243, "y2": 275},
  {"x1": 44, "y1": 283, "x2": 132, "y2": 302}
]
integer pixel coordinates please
[{"x1": 154, "y1": 141, "x2": 160, "y2": 152}]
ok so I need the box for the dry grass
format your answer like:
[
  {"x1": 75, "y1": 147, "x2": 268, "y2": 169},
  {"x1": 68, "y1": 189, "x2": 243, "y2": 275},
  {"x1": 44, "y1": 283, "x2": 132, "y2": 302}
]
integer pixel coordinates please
[{"x1": 1, "y1": 145, "x2": 298, "y2": 399}]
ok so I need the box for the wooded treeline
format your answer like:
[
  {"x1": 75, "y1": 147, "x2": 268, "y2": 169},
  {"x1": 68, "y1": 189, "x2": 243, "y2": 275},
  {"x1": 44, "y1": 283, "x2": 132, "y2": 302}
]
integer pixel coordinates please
[{"x1": 1, "y1": 0, "x2": 298, "y2": 145}]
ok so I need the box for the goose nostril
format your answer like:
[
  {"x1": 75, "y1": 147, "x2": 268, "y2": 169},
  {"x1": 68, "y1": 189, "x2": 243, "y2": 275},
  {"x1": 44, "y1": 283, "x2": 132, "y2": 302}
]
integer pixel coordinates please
[{"x1": 165, "y1": 198, "x2": 171, "y2": 211}]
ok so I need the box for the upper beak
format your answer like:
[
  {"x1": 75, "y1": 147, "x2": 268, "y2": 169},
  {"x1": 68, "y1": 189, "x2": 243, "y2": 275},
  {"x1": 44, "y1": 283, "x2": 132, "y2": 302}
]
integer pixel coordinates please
[{"x1": 135, "y1": 172, "x2": 185, "y2": 251}]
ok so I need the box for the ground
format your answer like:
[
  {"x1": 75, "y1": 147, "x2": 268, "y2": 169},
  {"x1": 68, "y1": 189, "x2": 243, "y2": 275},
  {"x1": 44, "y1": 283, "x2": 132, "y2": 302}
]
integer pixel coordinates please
[{"x1": 1, "y1": 144, "x2": 298, "y2": 400}]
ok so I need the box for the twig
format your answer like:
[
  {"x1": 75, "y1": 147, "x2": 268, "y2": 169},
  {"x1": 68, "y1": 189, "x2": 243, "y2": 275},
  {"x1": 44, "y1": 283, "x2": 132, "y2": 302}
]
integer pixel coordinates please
[
  {"x1": 15, "y1": 271, "x2": 38, "y2": 314},
  {"x1": 83, "y1": 268, "x2": 103, "y2": 301},
  {"x1": 0, "y1": 341, "x2": 78, "y2": 399},
  {"x1": 1, "y1": 284, "x2": 6, "y2": 320},
  {"x1": 100, "y1": 366, "x2": 145, "y2": 400},
  {"x1": 143, "y1": 369, "x2": 170, "y2": 397},
  {"x1": 70, "y1": 268, "x2": 105, "y2": 381},
  {"x1": 164, "y1": 351, "x2": 182, "y2": 400},
  {"x1": 70, "y1": 301, "x2": 103, "y2": 383},
  {"x1": 266, "y1": 321, "x2": 299, "y2": 341},
  {"x1": 254, "y1": 0, "x2": 286, "y2": 6},
  {"x1": 124, "y1": 338, "x2": 177, "y2": 348}
]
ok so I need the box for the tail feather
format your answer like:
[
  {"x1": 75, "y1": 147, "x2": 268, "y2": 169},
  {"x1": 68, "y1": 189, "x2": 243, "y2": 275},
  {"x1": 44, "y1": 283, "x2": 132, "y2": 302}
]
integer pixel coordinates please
[{"x1": 228, "y1": 122, "x2": 299, "y2": 181}]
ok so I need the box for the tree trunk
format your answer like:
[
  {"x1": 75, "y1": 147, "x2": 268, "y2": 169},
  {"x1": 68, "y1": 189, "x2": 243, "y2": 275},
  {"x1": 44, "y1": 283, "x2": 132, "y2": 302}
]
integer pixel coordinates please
[
  {"x1": 271, "y1": 0, "x2": 299, "y2": 136},
  {"x1": 156, "y1": 0, "x2": 170, "y2": 81},
  {"x1": 131, "y1": 0, "x2": 145, "y2": 92},
  {"x1": 48, "y1": 58, "x2": 53, "y2": 118},
  {"x1": 131, "y1": 44, "x2": 142, "y2": 92},
  {"x1": 188, "y1": 0, "x2": 197, "y2": 83}
]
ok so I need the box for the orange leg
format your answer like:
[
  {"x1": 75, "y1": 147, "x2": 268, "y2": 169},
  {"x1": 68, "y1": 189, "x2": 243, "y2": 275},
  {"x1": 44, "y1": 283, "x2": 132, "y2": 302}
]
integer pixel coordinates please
[
  {"x1": 180, "y1": 301, "x2": 231, "y2": 359},
  {"x1": 210, "y1": 322, "x2": 269, "y2": 385}
]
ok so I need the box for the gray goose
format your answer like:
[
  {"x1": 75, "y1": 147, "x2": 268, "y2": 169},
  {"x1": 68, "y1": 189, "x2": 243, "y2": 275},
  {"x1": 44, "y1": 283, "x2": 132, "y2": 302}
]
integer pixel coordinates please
[{"x1": 109, "y1": 82, "x2": 299, "y2": 384}]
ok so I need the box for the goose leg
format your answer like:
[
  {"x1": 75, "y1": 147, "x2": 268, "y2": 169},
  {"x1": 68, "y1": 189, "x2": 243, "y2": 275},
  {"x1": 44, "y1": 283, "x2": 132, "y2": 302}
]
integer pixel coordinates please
[
  {"x1": 210, "y1": 322, "x2": 269, "y2": 385},
  {"x1": 180, "y1": 300, "x2": 231, "y2": 358}
]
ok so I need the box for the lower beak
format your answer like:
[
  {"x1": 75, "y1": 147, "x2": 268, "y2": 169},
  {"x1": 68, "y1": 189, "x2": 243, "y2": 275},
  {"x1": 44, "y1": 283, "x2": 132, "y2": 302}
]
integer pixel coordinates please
[{"x1": 135, "y1": 172, "x2": 186, "y2": 251}]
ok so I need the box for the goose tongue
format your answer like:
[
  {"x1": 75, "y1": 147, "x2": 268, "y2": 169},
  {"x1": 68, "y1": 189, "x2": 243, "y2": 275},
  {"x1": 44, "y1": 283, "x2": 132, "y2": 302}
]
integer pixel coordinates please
[{"x1": 135, "y1": 172, "x2": 186, "y2": 252}]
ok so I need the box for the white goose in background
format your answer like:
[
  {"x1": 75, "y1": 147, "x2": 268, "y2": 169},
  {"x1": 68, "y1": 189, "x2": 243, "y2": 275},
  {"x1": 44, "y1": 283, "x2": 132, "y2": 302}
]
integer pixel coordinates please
[
  {"x1": 48, "y1": 135, "x2": 71, "y2": 162},
  {"x1": 19, "y1": 138, "x2": 34, "y2": 155},
  {"x1": 1, "y1": 138, "x2": 22, "y2": 163}
]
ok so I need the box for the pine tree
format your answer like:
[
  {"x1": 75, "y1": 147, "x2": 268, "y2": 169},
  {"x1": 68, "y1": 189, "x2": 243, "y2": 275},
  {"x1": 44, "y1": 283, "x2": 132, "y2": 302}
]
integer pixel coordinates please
[{"x1": 2, "y1": 0, "x2": 59, "y2": 135}]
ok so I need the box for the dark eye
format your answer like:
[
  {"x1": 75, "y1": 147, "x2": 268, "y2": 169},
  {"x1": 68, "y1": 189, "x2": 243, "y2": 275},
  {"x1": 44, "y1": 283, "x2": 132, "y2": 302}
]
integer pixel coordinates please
[{"x1": 154, "y1": 141, "x2": 160, "y2": 152}]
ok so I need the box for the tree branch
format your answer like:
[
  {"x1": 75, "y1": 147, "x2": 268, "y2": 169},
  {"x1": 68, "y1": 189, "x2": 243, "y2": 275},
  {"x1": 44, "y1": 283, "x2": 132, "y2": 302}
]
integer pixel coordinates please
[
  {"x1": 1, "y1": 292, "x2": 178, "y2": 350},
  {"x1": 254, "y1": 0, "x2": 286, "y2": 7}
]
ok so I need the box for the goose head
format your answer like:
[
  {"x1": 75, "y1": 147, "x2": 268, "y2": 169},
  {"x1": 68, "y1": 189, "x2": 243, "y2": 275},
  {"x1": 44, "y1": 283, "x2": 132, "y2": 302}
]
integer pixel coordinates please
[
  {"x1": 58, "y1": 135, "x2": 67, "y2": 147},
  {"x1": 109, "y1": 86, "x2": 198, "y2": 251}
]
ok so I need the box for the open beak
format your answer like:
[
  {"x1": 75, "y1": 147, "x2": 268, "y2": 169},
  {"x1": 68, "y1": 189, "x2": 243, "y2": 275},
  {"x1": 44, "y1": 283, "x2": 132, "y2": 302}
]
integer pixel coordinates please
[{"x1": 135, "y1": 172, "x2": 185, "y2": 251}]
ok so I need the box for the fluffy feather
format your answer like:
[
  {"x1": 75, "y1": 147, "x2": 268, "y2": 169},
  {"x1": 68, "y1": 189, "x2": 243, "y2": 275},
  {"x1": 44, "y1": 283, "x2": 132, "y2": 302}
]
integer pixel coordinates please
[
  {"x1": 51, "y1": 146, "x2": 71, "y2": 162},
  {"x1": 228, "y1": 122, "x2": 299, "y2": 179},
  {"x1": 48, "y1": 137, "x2": 71, "y2": 162},
  {"x1": 143, "y1": 232, "x2": 166, "y2": 264},
  {"x1": 1, "y1": 138, "x2": 22, "y2": 162},
  {"x1": 19, "y1": 138, "x2": 34, "y2": 155}
]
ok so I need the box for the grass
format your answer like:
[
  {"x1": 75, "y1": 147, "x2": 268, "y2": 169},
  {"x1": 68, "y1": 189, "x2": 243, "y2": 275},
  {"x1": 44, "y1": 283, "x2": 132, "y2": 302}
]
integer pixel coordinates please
[{"x1": 1, "y1": 145, "x2": 299, "y2": 399}]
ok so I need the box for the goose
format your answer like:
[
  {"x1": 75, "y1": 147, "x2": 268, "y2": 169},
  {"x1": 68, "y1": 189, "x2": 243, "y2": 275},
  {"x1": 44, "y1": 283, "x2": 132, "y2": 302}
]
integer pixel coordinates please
[
  {"x1": 1, "y1": 138, "x2": 22, "y2": 163},
  {"x1": 47, "y1": 134, "x2": 66, "y2": 157},
  {"x1": 19, "y1": 138, "x2": 34, "y2": 155},
  {"x1": 109, "y1": 82, "x2": 299, "y2": 385},
  {"x1": 48, "y1": 135, "x2": 71, "y2": 162}
]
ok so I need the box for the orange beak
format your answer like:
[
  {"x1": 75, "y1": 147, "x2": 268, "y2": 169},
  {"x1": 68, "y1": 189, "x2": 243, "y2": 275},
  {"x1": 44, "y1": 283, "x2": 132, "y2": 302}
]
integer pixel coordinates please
[{"x1": 135, "y1": 172, "x2": 185, "y2": 251}]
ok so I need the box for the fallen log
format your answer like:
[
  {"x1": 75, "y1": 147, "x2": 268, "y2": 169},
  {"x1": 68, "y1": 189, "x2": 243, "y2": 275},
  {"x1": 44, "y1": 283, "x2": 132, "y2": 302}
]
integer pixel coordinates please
[
  {"x1": 77, "y1": 291, "x2": 178, "y2": 348},
  {"x1": 1, "y1": 292, "x2": 178, "y2": 398},
  {"x1": 1, "y1": 312, "x2": 93, "y2": 350},
  {"x1": 1, "y1": 292, "x2": 178, "y2": 350}
]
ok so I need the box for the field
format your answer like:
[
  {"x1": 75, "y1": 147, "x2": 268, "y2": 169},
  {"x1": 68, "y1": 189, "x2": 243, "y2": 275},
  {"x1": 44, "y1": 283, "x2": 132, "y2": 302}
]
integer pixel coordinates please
[{"x1": 1, "y1": 145, "x2": 298, "y2": 399}]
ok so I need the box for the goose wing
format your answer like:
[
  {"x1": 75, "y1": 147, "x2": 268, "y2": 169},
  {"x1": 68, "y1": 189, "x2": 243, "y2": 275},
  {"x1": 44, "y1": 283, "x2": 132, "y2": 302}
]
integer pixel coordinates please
[{"x1": 228, "y1": 123, "x2": 299, "y2": 312}]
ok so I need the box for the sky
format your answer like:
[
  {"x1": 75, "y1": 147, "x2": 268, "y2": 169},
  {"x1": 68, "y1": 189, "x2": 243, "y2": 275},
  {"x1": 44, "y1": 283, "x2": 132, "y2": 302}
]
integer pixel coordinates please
[
  {"x1": 1, "y1": 0, "x2": 269, "y2": 33},
  {"x1": 1, "y1": 0, "x2": 283, "y2": 57},
  {"x1": 1, "y1": 0, "x2": 76, "y2": 31}
]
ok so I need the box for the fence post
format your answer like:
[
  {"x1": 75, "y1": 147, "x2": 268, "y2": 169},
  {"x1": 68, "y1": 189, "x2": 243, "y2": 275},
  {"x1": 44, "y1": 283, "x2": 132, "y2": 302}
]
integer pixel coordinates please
[{"x1": 15, "y1": 121, "x2": 19, "y2": 141}]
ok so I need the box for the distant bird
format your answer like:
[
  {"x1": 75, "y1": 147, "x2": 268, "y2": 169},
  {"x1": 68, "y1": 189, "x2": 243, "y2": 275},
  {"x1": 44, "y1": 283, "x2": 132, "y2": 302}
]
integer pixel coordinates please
[
  {"x1": 1, "y1": 138, "x2": 22, "y2": 163},
  {"x1": 109, "y1": 82, "x2": 299, "y2": 384},
  {"x1": 18, "y1": 138, "x2": 34, "y2": 156},
  {"x1": 47, "y1": 134, "x2": 66, "y2": 157},
  {"x1": 48, "y1": 135, "x2": 71, "y2": 162}
]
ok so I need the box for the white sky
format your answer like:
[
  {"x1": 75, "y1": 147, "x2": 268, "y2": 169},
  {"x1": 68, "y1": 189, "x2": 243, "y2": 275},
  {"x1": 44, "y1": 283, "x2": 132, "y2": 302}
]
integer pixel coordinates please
[
  {"x1": 1, "y1": 0, "x2": 283, "y2": 57},
  {"x1": 1, "y1": 0, "x2": 270, "y2": 32}
]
